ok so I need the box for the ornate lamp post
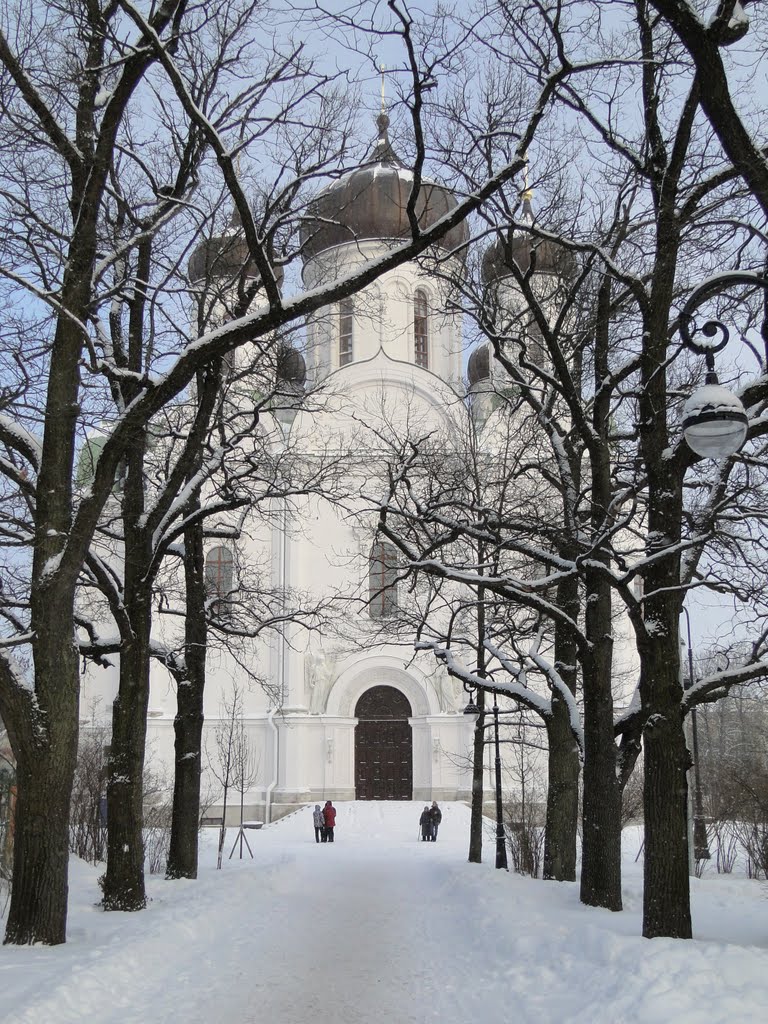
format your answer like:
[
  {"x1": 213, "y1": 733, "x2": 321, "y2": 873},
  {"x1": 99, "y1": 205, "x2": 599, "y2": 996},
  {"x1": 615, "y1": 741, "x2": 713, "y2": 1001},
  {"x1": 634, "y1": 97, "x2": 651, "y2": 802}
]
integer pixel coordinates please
[
  {"x1": 676, "y1": 273, "x2": 766, "y2": 863},
  {"x1": 490, "y1": 689, "x2": 509, "y2": 870},
  {"x1": 462, "y1": 684, "x2": 512, "y2": 868},
  {"x1": 463, "y1": 683, "x2": 508, "y2": 870},
  {"x1": 681, "y1": 607, "x2": 711, "y2": 864},
  {"x1": 679, "y1": 271, "x2": 768, "y2": 459}
]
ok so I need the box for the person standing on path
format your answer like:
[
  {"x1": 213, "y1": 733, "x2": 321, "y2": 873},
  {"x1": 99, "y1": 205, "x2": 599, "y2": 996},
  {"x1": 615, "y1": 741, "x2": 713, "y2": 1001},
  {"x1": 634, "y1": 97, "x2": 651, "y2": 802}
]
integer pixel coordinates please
[
  {"x1": 430, "y1": 801, "x2": 442, "y2": 842},
  {"x1": 323, "y1": 800, "x2": 337, "y2": 842},
  {"x1": 312, "y1": 804, "x2": 325, "y2": 843},
  {"x1": 419, "y1": 806, "x2": 432, "y2": 841}
]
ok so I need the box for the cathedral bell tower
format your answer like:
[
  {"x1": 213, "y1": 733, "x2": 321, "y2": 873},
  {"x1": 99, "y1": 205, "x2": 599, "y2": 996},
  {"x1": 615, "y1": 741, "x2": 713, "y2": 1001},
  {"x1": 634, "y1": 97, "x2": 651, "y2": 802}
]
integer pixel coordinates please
[{"x1": 298, "y1": 114, "x2": 469, "y2": 386}]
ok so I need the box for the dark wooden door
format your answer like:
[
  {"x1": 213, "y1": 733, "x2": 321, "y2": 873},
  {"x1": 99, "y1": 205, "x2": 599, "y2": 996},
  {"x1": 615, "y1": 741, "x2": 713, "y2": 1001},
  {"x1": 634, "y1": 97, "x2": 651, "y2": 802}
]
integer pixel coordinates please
[{"x1": 354, "y1": 686, "x2": 413, "y2": 800}]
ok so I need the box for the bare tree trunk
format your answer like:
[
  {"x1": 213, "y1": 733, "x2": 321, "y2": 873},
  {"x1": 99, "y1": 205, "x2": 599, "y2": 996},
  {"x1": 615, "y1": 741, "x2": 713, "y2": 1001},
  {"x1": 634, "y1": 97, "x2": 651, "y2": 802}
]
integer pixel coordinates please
[
  {"x1": 167, "y1": 511, "x2": 207, "y2": 879},
  {"x1": 543, "y1": 695, "x2": 580, "y2": 881},
  {"x1": 543, "y1": 571, "x2": 580, "y2": 882},
  {"x1": 103, "y1": 447, "x2": 151, "y2": 911},
  {"x1": 579, "y1": 577, "x2": 622, "y2": 911},
  {"x1": 579, "y1": 272, "x2": 622, "y2": 911},
  {"x1": 642, "y1": 699, "x2": 691, "y2": 936},
  {"x1": 3, "y1": 646, "x2": 78, "y2": 945},
  {"x1": 639, "y1": 608, "x2": 692, "y2": 938},
  {"x1": 468, "y1": 691, "x2": 486, "y2": 864}
]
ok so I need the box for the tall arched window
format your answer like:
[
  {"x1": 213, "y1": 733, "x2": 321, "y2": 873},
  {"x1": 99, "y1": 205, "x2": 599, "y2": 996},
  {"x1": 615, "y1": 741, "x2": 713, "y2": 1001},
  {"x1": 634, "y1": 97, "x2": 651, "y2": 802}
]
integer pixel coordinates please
[
  {"x1": 414, "y1": 289, "x2": 429, "y2": 368},
  {"x1": 369, "y1": 540, "x2": 398, "y2": 618},
  {"x1": 205, "y1": 546, "x2": 234, "y2": 617},
  {"x1": 339, "y1": 298, "x2": 354, "y2": 366}
]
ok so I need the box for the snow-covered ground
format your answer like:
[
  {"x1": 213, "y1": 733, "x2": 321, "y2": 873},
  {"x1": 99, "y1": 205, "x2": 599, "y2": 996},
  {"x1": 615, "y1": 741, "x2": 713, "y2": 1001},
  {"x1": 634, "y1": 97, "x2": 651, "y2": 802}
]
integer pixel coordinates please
[{"x1": 1, "y1": 801, "x2": 766, "y2": 1023}]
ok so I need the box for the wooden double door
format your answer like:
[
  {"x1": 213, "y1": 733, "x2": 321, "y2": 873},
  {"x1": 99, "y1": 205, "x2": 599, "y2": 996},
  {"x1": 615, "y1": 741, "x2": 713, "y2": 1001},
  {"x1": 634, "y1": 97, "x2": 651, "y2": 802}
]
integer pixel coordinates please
[{"x1": 354, "y1": 686, "x2": 413, "y2": 800}]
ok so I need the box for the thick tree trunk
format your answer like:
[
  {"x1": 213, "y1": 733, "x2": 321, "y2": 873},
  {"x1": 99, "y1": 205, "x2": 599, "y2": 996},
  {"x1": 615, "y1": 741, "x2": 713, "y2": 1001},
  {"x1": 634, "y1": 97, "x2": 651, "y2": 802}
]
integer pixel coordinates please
[
  {"x1": 543, "y1": 696, "x2": 580, "y2": 882},
  {"x1": 467, "y1": 692, "x2": 486, "y2": 864},
  {"x1": 640, "y1": 635, "x2": 692, "y2": 939},
  {"x1": 4, "y1": 758, "x2": 72, "y2": 945},
  {"x1": 578, "y1": 271, "x2": 622, "y2": 910},
  {"x1": 167, "y1": 513, "x2": 207, "y2": 879},
  {"x1": 543, "y1": 571, "x2": 580, "y2": 882},
  {"x1": 3, "y1": 609, "x2": 79, "y2": 944},
  {"x1": 579, "y1": 573, "x2": 622, "y2": 911},
  {"x1": 3, "y1": 732, "x2": 78, "y2": 945},
  {"x1": 103, "y1": 449, "x2": 151, "y2": 911},
  {"x1": 102, "y1": 604, "x2": 151, "y2": 911},
  {"x1": 166, "y1": 700, "x2": 204, "y2": 878}
]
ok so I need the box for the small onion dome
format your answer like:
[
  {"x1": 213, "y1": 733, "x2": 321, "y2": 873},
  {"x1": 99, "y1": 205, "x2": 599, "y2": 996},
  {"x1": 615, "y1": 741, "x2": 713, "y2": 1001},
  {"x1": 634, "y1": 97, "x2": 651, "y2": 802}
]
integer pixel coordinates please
[
  {"x1": 276, "y1": 343, "x2": 306, "y2": 388},
  {"x1": 188, "y1": 209, "x2": 284, "y2": 289},
  {"x1": 681, "y1": 380, "x2": 748, "y2": 459},
  {"x1": 300, "y1": 113, "x2": 469, "y2": 262},
  {"x1": 467, "y1": 344, "x2": 491, "y2": 385},
  {"x1": 481, "y1": 195, "x2": 576, "y2": 284}
]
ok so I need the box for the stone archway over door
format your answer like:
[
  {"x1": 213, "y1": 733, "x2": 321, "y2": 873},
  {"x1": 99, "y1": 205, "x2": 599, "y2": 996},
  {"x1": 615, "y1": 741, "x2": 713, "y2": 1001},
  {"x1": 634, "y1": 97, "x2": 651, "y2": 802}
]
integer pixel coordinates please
[{"x1": 354, "y1": 686, "x2": 413, "y2": 800}]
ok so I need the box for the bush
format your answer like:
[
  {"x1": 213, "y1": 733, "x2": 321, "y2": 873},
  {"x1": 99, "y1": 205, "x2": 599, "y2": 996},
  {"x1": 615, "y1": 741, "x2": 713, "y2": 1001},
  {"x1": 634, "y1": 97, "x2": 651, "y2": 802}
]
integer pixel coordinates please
[
  {"x1": 506, "y1": 816, "x2": 544, "y2": 877},
  {"x1": 71, "y1": 728, "x2": 175, "y2": 873},
  {"x1": 144, "y1": 801, "x2": 173, "y2": 875},
  {"x1": 69, "y1": 728, "x2": 109, "y2": 864},
  {"x1": 0, "y1": 767, "x2": 15, "y2": 917}
]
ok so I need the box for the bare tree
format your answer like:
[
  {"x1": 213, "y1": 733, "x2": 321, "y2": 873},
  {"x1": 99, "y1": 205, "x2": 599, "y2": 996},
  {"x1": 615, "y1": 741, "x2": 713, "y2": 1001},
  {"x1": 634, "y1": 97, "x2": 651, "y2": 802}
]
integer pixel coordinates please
[
  {"x1": 374, "y1": 0, "x2": 768, "y2": 941},
  {"x1": 648, "y1": 0, "x2": 768, "y2": 217},
  {"x1": 207, "y1": 683, "x2": 254, "y2": 870},
  {"x1": 0, "y1": 0, "x2": 572, "y2": 944}
]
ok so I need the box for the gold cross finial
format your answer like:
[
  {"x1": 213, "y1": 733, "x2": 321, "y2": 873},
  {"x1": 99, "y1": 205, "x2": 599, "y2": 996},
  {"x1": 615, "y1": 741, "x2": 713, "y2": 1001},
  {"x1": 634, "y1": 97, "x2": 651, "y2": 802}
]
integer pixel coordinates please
[
  {"x1": 380, "y1": 64, "x2": 386, "y2": 114},
  {"x1": 522, "y1": 151, "x2": 533, "y2": 201}
]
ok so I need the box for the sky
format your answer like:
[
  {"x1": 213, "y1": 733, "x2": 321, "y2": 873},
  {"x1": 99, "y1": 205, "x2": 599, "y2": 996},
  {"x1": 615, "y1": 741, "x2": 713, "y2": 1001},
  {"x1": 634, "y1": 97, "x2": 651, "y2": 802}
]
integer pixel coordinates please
[{"x1": 2, "y1": 800, "x2": 766, "y2": 1024}]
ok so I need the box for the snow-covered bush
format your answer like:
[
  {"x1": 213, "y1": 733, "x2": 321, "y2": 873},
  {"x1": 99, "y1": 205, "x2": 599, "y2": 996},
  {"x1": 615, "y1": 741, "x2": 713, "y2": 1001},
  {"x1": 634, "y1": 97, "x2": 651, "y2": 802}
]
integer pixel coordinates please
[{"x1": 69, "y1": 727, "x2": 109, "y2": 864}]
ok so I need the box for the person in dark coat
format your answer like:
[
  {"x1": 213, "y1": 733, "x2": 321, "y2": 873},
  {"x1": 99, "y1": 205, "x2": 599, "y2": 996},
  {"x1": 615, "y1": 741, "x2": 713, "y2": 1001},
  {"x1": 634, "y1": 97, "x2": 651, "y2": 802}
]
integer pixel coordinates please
[
  {"x1": 323, "y1": 800, "x2": 337, "y2": 842},
  {"x1": 312, "y1": 804, "x2": 325, "y2": 843},
  {"x1": 419, "y1": 805, "x2": 432, "y2": 841},
  {"x1": 430, "y1": 801, "x2": 442, "y2": 842}
]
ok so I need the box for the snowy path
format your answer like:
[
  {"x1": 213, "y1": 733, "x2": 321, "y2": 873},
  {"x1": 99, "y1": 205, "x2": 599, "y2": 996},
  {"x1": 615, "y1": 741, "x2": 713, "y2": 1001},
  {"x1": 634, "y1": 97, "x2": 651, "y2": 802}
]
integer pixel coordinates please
[{"x1": 2, "y1": 801, "x2": 768, "y2": 1024}]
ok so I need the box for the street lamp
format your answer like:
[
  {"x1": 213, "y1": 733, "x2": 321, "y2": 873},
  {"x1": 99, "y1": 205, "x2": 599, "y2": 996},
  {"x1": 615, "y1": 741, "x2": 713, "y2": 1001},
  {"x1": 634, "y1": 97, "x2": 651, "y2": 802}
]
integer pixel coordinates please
[
  {"x1": 678, "y1": 271, "x2": 768, "y2": 459},
  {"x1": 680, "y1": 606, "x2": 711, "y2": 864},
  {"x1": 464, "y1": 684, "x2": 508, "y2": 870}
]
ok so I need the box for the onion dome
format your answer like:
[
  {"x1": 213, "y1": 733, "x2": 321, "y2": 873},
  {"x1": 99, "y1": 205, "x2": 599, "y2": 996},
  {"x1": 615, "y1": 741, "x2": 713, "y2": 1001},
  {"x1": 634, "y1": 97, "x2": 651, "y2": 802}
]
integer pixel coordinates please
[
  {"x1": 467, "y1": 344, "x2": 491, "y2": 385},
  {"x1": 189, "y1": 209, "x2": 284, "y2": 289},
  {"x1": 482, "y1": 193, "x2": 576, "y2": 284},
  {"x1": 276, "y1": 343, "x2": 306, "y2": 388},
  {"x1": 300, "y1": 114, "x2": 469, "y2": 262}
]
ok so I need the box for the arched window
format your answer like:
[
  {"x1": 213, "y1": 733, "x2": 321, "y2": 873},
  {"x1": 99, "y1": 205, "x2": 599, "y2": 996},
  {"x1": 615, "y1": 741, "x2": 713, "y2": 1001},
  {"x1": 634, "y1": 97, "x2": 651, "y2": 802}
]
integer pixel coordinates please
[
  {"x1": 205, "y1": 546, "x2": 234, "y2": 617},
  {"x1": 339, "y1": 298, "x2": 354, "y2": 366},
  {"x1": 414, "y1": 289, "x2": 429, "y2": 368},
  {"x1": 369, "y1": 540, "x2": 398, "y2": 618}
]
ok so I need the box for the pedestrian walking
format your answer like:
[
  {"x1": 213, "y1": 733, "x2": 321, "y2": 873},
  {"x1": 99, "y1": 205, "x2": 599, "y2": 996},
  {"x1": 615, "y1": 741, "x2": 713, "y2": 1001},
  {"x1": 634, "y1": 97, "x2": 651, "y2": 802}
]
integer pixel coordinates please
[
  {"x1": 419, "y1": 805, "x2": 432, "y2": 841},
  {"x1": 312, "y1": 804, "x2": 325, "y2": 843},
  {"x1": 323, "y1": 800, "x2": 337, "y2": 842},
  {"x1": 430, "y1": 801, "x2": 442, "y2": 842}
]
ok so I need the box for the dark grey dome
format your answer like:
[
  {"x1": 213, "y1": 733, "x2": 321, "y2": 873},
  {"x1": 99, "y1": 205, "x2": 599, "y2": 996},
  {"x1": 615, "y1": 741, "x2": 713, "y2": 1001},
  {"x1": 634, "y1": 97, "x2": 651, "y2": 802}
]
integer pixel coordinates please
[
  {"x1": 189, "y1": 210, "x2": 284, "y2": 289},
  {"x1": 300, "y1": 115, "x2": 469, "y2": 262},
  {"x1": 276, "y1": 344, "x2": 306, "y2": 387},
  {"x1": 482, "y1": 196, "x2": 576, "y2": 284},
  {"x1": 467, "y1": 344, "x2": 491, "y2": 385}
]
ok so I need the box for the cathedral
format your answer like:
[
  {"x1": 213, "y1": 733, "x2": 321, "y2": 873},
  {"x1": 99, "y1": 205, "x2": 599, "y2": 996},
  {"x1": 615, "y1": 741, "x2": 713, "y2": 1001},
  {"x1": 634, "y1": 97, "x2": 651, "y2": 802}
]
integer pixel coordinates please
[{"x1": 80, "y1": 112, "x2": 580, "y2": 824}]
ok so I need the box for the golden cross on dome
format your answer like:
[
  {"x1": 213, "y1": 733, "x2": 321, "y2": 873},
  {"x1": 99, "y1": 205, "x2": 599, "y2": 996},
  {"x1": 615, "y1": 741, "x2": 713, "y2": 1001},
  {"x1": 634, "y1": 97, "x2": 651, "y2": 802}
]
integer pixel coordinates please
[
  {"x1": 522, "y1": 151, "x2": 533, "y2": 201},
  {"x1": 380, "y1": 64, "x2": 386, "y2": 114}
]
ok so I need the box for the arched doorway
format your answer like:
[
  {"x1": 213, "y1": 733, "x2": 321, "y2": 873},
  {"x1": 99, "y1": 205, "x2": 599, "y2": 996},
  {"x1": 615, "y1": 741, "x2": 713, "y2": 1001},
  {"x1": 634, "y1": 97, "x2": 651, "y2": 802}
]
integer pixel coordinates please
[{"x1": 354, "y1": 686, "x2": 413, "y2": 800}]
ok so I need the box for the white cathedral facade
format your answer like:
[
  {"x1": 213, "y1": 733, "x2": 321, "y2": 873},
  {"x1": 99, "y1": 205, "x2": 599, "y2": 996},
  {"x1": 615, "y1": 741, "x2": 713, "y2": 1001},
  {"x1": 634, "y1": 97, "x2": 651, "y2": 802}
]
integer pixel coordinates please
[{"x1": 80, "y1": 114, "x2": 594, "y2": 824}]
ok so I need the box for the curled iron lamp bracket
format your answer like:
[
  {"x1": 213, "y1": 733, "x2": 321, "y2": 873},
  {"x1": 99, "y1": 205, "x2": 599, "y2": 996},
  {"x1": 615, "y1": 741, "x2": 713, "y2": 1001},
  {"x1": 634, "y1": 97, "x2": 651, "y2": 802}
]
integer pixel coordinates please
[
  {"x1": 678, "y1": 315, "x2": 730, "y2": 373},
  {"x1": 677, "y1": 270, "x2": 768, "y2": 362},
  {"x1": 677, "y1": 270, "x2": 768, "y2": 459}
]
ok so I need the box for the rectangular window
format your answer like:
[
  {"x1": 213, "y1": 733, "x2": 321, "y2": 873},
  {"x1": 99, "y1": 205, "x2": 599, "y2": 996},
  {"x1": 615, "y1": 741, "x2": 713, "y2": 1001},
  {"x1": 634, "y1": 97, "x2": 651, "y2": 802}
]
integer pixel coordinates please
[
  {"x1": 370, "y1": 541, "x2": 398, "y2": 618},
  {"x1": 339, "y1": 298, "x2": 354, "y2": 366},
  {"x1": 414, "y1": 290, "x2": 429, "y2": 369}
]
